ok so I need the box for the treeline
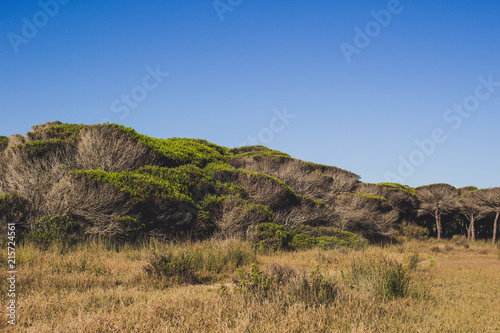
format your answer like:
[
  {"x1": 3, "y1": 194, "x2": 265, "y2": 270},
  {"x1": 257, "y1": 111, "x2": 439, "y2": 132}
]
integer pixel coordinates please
[{"x1": 0, "y1": 122, "x2": 498, "y2": 246}]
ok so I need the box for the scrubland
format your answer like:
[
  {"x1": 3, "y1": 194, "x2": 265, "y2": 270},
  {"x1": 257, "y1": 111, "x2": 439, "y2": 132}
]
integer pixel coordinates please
[{"x1": 0, "y1": 238, "x2": 498, "y2": 332}]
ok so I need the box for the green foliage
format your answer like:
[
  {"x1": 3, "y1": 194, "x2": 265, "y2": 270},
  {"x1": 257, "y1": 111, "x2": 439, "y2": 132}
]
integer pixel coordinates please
[
  {"x1": 0, "y1": 136, "x2": 8, "y2": 152},
  {"x1": 113, "y1": 125, "x2": 230, "y2": 167},
  {"x1": 248, "y1": 223, "x2": 367, "y2": 251},
  {"x1": 239, "y1": 169, "x2": 298, "y2": 198},
  {"x1": 248, "y1": 223, "x2": 292, "y2": 251},
  {"x1": 202, "y1": 162, "x2": 236, "y2": 176},
  {"x1": 230, "y1": 147, "x2": 291, "y2": 159},
  {"x1": 26, "y1": 214, "x2": 81, "y2": 247},
  {"x1": 26, "y1": 122, "x2": 83, "y2": 142},
  {"x1": 71, "y1": 168, "x2": 195, "y2": 204},
  {"x1": 13, "y1": 139, "x2": 69, "y2": 156},
  {"x1": 378, "y1": 182, "x2": 416, "y2": 196},
  {"x1": 236, "y1": 263, "x2": 273, "y2": 296},
  {"x1": 349, "y1": 192, "x2": 392, "y2": 204}
]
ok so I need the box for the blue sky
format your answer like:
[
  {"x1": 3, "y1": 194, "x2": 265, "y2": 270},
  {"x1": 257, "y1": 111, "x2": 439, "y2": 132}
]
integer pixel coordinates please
[{"x1": 1, "y1": 0, "x2": 499, "y2": 188}]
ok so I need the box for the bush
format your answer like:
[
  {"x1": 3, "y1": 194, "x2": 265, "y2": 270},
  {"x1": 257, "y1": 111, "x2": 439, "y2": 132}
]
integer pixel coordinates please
[
  {"x1": 0, "y1": 136, "x2": 8, "y2": 152},
  {"x1": 236, "y1": 263, "x2": 273, "y2": 297},
  {"x1": 344, "y1": 254, "x2": 411, "y2": 300},
  {"x1": 26, "y1": 214, "x2": 81, "y2": 247},
  {"x1": 290, "y1": 225, "x2": 367, "y2": 250},
  {"x1": 247, "y1": 222, "x2": 292, "y2": 251},
  {"x1": 248, "y1": 223, "x2": 367, "y2": 251}
]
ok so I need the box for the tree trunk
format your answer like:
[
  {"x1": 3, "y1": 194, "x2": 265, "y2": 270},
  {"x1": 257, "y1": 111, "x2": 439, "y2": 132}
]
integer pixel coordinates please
[
  {"x1": 435, "y1": 210, "x2": 442, "y2": 240},
  {"x1": 469, "y1": 215, "x2": 475, "y2": 241},
  {"x1": 493, "y1": 210, "x2": 499, "y2": 244}
]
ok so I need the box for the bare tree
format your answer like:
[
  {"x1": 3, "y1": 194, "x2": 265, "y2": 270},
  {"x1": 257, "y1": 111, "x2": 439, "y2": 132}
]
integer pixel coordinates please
[
  {"x1": 476, "y1": 187, "x2": 500, "y2": 244},
  {"x1": 273, "y1": 197, "x2": 336, "y2": 229},
  {"x1": 76, "y1": 126, "x2": 163, "y2": 172},
  {"x1": 0, "y1": 145, "x2": 74, "y2": 226},
  {"x1": 332, "y1": 193, "x2": 398, "y2": 238},
  {"x1": 415, "y1": 184, "x2": 459, "y2": 240},
  {"x1": 459, "y1": 190, "x2": 484, "y2": 241},
  {"x1": 230, "y1": 156, "x2": 359, "y2": 203}
]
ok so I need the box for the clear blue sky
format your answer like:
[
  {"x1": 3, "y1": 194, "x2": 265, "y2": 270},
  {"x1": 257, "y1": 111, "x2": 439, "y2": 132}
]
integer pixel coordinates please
[{"x1": 1, "y1": 0, "x2": 499, "y2": 188}]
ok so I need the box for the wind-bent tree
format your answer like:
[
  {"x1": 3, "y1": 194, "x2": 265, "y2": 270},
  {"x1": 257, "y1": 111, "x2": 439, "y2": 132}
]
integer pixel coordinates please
[
  {"x1": 333, "y1": 193, "x2": 398, "y2": 239},
  {"x1": 477, "y1": 187, "x2": 500, "y2": 244},
  {"x1": 415, "y1": 184, "x2": 459, "y2": 240},
  {"x1": 459, "y1": 190, "x2": 484, "y2": 241}
]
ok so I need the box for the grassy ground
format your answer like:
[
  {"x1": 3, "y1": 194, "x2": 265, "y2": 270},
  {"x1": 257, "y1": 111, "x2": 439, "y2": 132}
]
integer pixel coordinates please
[{"x1": 0, "y1": 238, "x2": 498, "y2": 332}]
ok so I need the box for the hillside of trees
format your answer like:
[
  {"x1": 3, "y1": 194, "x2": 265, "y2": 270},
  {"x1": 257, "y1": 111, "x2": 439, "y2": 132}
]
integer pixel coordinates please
[{"x1": 0, "y1": 122, "x2": 498, "y2": 246}]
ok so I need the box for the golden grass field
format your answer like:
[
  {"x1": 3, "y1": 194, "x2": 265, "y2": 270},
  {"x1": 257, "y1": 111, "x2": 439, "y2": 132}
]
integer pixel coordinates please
[{"x1": 1, "y1": 238, "x2": 499, "y2": 332}]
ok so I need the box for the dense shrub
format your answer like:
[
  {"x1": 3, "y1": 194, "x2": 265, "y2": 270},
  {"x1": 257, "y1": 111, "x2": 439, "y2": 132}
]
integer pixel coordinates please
[
  {"x1": 26, "y1": 214, "x2": 81, "y2": 247},
  {"x1": 247, "y1": 222, "x2": 292, "y2": 251},
  {"x1": 0, "y1": 136, "x2": 8, "y2": 152},
  {"x1": 247, "y1": 223, "x2": 367, "y2": 251}
]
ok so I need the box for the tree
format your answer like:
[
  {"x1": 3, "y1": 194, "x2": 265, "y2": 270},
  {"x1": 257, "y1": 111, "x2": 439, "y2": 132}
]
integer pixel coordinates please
[
  {"x1": 459, "y1": 190, "x2": 484, "y2": 241},
  {"x1": 476, "y1": 187, "x2": 500, "y2": 244},
  {"x1": 415, "y1": 184, "x2": 459, "y2": 240},
  {"x1": 333, "y1": 193, "x2": 398, "y2": 239}
]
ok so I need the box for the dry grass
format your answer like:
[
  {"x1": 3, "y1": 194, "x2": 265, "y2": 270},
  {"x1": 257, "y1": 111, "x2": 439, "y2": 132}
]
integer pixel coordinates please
[{"x1": 0, "y1": 239, "x2": 499, "y2": 332}]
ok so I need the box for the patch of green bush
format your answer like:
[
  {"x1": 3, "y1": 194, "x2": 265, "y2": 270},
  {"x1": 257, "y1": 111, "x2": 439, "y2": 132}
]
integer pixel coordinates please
[
  {"x1": 0, "y1": 136, "x2": 8, "y2": 152},
  {"x1": 26, "y1": 214, "x2": 81, "y2": 247},
  {"x1": 70, "y1": 168, "x2": 194, "y2": 204},
  {"x1": 13, "y1": 139, "x2": 69, "y2": 157},
  {"x1": 236, "y1": 263, "x2": 273, "y2": 297},
  {"x1": 114, "y1": 125, "x2": 230, "y2": 167},
  {"x1": 290, "y1": 225, "x2": 367, "y2": 250},
  {"x1": 377, "y1": 182, "x2": 416, "y2": 196},
  {"x1": 248, "y1": 222, "x2": 292, "y2": 251},
  {"x1": 248, "y1": 223, "x2": 367, "y2": 251}
]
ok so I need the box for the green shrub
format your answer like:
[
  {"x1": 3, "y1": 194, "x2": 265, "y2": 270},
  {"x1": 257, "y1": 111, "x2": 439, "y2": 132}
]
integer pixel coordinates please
[
  {"x1": 247, "y1": 223, "x2": 292, "y2": 251},
  {"x1": 26, "y1": 214, "x2": 81, "y2": 247},
  {"x1": 114, "y1": 125, "x2": 230, "y2": 167},
  {"x1": 290, "y1": 225, "x2": 368, "y2": 250},
  {"x1": 0, "y1": 136, "x2": 8, "y2": 152},
  {"x1": 236, "y1": 263, "x2": 272, "y2": 297},
  {"x1": 248, "y1": 223, "x2": 367, "y2": 251}
]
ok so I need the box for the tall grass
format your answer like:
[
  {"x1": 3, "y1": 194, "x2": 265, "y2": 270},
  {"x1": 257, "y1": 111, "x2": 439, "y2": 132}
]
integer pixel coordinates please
[{"x1": 1, "y1": 238, "x2": 499, "y2": 332}]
